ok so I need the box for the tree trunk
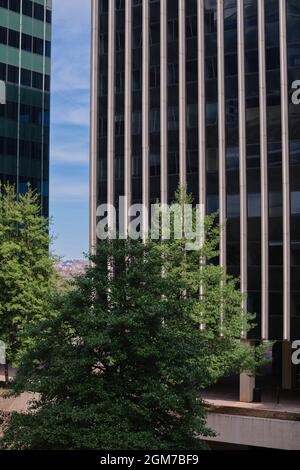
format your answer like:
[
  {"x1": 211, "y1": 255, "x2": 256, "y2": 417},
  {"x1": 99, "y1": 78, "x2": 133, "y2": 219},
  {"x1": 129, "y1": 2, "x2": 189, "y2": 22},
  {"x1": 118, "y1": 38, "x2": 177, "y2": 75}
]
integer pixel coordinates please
[{"x1": 4, "y1": 363, "x2": 9, "y2": 385}]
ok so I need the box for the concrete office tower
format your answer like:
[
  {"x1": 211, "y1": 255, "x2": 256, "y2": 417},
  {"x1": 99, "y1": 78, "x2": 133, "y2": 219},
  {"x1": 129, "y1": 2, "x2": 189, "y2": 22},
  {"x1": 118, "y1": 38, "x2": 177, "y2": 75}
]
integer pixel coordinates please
[
  {"x1": 0, "y1": 0, "x2": 52, "y2": 215},
  {"x1": 91, "y1": 1, "x2": 300, "y2": 391}
]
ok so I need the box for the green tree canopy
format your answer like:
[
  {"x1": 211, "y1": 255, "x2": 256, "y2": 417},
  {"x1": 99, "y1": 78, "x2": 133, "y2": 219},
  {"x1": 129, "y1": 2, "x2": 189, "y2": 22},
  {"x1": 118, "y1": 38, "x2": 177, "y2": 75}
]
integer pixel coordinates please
[
  {"x1": 0, "y1": 184, "x2": 56, "y2": 373},
  {"x1": 1, "y1": 193, "x2": 263, "y2": 450}
]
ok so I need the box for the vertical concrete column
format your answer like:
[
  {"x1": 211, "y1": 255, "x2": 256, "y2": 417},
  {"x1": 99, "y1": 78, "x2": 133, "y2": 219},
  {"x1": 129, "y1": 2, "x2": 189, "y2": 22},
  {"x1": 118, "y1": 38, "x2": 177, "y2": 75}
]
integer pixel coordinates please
[
  {"x1": 198, "y1": 0, "x2": 206, "y2": 210},
  {"x1": 124, "y1": 0, "x2": 133, "y2": 235},
  {"x1": 160, "y1": 0, "x2": 168, "y2": 205},
  {"x1": 198, "y1": 0, "x2": 206, "y2": 331},
  {"x1": 217, "y1": 0, "x2": 226, "y2": 334},
  {"x1": 41, "y1": 3, "x2": 47, "y2": 213},
  {"x1": 237, "y1": 0, "x2": 248, "y2": 327},
  {"x1": 178, "y1": 0, "x2": 187, "y2": 188},
  {"x1": 279, "y1": 0, "x2": 291, "y2": 342},
  {"x1": 240, "y1": 341, "x2": 255, "y2": 403},
  {"x1": 282, "y1": 341, "x2": 292, "y2": 390},
  {"x1": 90, "y1": 0, "x2": 100, "y2": 254},
  {"x1": 217, "y1": 0, "x2": 226, "y2": 274},
  {"x1": 240, "y1": 372, "x2": 255, "y2": 403},
  {"x1": 17, "y1": 0, "x2": 24, "y2": 195},
  {"x1": 142, "y1": 0, "x2": 150, "y2": 236},
  {"x1": 107, "y1": 0, "x2": 116, "y2": 230},
  {"x1": 258, "y1": 0, "x2": 269, "y2": 340}
]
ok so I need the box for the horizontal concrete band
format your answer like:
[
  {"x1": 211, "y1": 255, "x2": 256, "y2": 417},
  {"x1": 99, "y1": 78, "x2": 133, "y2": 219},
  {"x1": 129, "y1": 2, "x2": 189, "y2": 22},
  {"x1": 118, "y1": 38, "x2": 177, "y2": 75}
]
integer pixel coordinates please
[
  {"x1": 206, "y1": 412, "x2": 300, "y2": 450},
  {"x1": 0, "y1": 44, "x2": 50, "y2": 75},
  {"x1": 0, "y1": 7, "x2": 51, "y2": 40}
]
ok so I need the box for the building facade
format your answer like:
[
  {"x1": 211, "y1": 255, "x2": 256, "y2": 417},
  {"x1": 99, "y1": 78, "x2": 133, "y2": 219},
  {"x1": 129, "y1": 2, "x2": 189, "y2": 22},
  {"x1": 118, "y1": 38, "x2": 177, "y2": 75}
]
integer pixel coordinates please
[
  {"x1": 90, "y1": 0, "x2": 300, "y2": 347},
  {"x1": 0, "y1": 0, "x2": 52, "y2": 215}
]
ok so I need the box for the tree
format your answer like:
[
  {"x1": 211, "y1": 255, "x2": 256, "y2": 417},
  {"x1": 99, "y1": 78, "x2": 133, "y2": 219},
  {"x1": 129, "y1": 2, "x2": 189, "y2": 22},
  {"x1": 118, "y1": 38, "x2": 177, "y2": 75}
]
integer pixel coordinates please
[
  {"x1": 1, "y1": 192, "x2": 263, "y2": 450},
  {"x1": 0, "y1": 184, "x2": 56, "y2": 382}
]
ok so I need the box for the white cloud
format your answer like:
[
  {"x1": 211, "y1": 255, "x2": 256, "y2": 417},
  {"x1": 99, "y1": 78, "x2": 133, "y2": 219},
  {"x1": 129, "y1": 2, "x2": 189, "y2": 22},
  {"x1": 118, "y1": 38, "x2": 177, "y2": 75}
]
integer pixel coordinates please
[
  {"x1": 51, "y1": 0, "x2": 91, "y2": 94},
  {"x1": 50, "y1": 1, "x2": 91, "y2": 259},
  {"x1": 51, "y1": 55, "x2": 90, "y2": 94},
  {"x1": 52, "y1": 103, "x2": 90, "y2": 127},
  {"x1": 51, "y1": 177, "x2": 89, "y2": 202},
  {"x1": 53, "y1": 0, "x2": 91, "y2": 27},
  {"x1": 51, "y1": 142, "x2": 89, "y2": 165},
  {"x1": 50, "y1": 1, "x2": 90, "y2": 165}
]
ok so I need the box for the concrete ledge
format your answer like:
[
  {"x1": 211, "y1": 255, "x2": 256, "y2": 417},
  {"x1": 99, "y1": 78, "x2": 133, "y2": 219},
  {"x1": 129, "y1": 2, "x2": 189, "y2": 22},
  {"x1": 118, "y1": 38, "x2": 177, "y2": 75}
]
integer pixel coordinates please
[
  {"x1": 206, "y1": 403, "x2": 300, "y2": 422},
  {"x1": 206, "y1": 412, "x2": 300, "y2": 450}
]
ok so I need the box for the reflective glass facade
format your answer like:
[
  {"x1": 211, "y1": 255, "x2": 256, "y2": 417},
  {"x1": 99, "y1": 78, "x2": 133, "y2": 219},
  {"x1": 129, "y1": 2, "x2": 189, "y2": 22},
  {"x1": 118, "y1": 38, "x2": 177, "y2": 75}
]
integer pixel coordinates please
[
  {"x1": 91, "y1": 0, "x2": 300, "y2": 342},
  {"x1": 0, "y1": 0, "x2": 51, "y2": 215},
  {"x1": 287, "y1": 0, "x2": 300, "y2": 342}
]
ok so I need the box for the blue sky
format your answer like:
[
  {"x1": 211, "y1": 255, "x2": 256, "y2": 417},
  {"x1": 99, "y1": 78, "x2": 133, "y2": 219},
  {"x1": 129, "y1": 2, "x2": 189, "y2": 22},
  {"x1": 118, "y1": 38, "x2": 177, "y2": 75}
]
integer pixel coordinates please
[{"x1": 50, "y1": 0, "x2": 91, "y2": 260}]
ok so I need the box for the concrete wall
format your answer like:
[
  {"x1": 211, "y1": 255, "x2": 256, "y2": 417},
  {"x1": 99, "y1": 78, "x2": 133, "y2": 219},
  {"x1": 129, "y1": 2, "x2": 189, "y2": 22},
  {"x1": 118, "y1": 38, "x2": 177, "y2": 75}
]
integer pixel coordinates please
[{"x1": 206, "y1": 412, "x2": 300, "y2": 450}]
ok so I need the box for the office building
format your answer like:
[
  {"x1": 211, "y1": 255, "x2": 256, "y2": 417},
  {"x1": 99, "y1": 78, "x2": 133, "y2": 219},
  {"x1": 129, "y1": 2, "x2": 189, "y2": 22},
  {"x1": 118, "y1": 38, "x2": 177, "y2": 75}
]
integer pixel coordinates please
[
  {"x1": 90, "y1": 0, "x2": 300, "y2": 439},
  {"x1": 0, "y1": 0, "x2": 52, "y2": 214},
  {"x1": 90, "y1": 0, "x2": 300, "y2": 449}
]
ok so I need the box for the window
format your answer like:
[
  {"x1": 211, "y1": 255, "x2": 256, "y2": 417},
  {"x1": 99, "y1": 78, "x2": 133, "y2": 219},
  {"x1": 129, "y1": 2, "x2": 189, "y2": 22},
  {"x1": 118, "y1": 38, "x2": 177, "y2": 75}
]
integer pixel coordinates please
[
  {"x1": 34, "y1": 2, "x2": 44, "y2": 21},
  {"x1": 292, "y1": 192, "x2": 300, "y2": 215},
  {"x1": 150, "y1": 109, "x2": 160, "y2": 133},
  {"x1": 0, "y1": 27, "x2": 7, "y2": 45},
  {"x1": 248, "y1": 193, "x2": 261, "y2": 218},
  {"x1": 0, "y1": 25, "x2": 50, "y2": 57},
  {"x1": 269, "y1": 192, "x2": 282, "y2": 217},
  {"x1": 9, "y1": 0, "x2": 20, "y2": 13},
  {"x1": 32, "y1": 71, "x2": 43, "y2": 90},
  {"x1": 227, "y1": 194, "x2": 240, "y2": 218},
  {"x1": 22, "y1": 0, "x2": 32, "y2": 16},
  {"x1": 21, "y1": 68, "x2": 31, "y2": 87},
  {"x1": 168, "y1": 107, "x2": 179, "y2": 131},
  {"x1": 7, "y1": 64, "x2": 18, "y2": 83},
  {"x1": 22, "y1": 34, "x2": 32, "y2": 51},
  {"x1": 33, "y1": 36, "x2": 44, "y2": 55},
  {"x1": 150, "y1": 154, "x2": 160, "y2": 176},
  {"x1": 132, "y1": 112, "x2": 141, "y2": 135},
  {"x1": 187, "y1": 104, "x2": 198, "y2": 128}
]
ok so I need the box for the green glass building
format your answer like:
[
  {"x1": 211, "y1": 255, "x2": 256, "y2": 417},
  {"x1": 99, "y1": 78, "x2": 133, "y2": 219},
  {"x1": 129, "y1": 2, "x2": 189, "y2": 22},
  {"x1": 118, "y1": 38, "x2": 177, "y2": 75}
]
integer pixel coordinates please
[{"x1": 0, "y1": 0, "x2": 51, "y2": 215}]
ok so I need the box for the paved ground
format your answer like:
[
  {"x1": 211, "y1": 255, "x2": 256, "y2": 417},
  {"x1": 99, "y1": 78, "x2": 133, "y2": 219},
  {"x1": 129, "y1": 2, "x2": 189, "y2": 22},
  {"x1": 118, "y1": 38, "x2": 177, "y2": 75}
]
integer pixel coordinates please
[
  {"x1": 0, "y1": 366, "x2": 35, "y2": 413},
  {"x1": 1, "y1": 369, "x2": 299, "y2": 416},
  {"x1": 0, "y1": 390, "x2": 35, "y2": 413},
  {"x1": 202, "y1": 382, "x2": 300, "y2": 419}
]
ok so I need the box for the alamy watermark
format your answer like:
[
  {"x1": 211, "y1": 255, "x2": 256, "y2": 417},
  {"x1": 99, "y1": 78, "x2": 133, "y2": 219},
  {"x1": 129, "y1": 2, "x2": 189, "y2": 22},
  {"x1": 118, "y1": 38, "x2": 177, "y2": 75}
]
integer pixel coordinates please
[
  {"x1": 96, "y1": 197, "x2": 205, "y2": 251},
  {"x1": 292, "y1": 80, "x2": 300, "y2": 105},
  {"x1": 292, "y1": 341, "x2": 300, "y2": 365}
]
